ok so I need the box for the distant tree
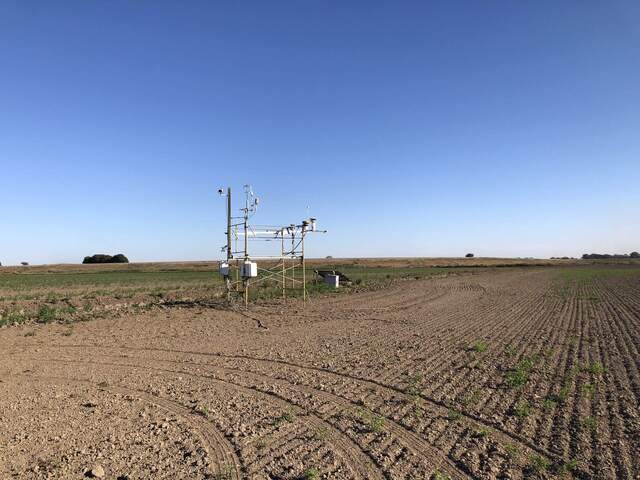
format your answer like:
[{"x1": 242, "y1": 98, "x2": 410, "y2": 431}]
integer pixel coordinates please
[
  {"x1": 83, "y1": 254, "x2": 112, "y2": 264},
  {"x1": 631, "y1": 251, "x2": 640, "y2": 259},
  {"x1": 465, "y1": 253, "x2": 474, "y2": 258},
  {"x1": 21, "y1": 262, "x2": 29, "y2": 266},
  {"x1": 583, "y1": 252, "x2": 632, "y2": 260},
  {"x1": 82, "y1": 254, "x2": 129, "y2": 264}
]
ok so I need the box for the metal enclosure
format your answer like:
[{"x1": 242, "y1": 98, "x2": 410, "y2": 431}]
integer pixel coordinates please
[
  {"x1": 241, "y1": 261, "x2": 258, "y2": 278},
  {"x1": 324, "y1": 274, "x2": 340, "y2": 288},
  {"x1": 219, "y1": 262, "x2": 230, "y2": 276}
]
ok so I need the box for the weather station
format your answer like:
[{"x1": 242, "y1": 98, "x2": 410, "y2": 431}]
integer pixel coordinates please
[{"x1": 217, "y1": 185, "x2": 326, "y2": 307}]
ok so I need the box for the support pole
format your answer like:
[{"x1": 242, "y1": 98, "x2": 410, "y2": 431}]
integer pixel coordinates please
[
  {"x1": 302, "y1": 231, "x2": 306, "y2": 304},
  {"x1": 226, "y1": 188, "x2": 232, "y2": 261},
  {"x1": 225, "y1": 188, "x2": 232, "y2": 301},
  {"x1": 281, "y1": 229, "x2": 285, "y2": 299},
  {"x1": 243, "y1": 188, "x2": 249, "y2": 308}
]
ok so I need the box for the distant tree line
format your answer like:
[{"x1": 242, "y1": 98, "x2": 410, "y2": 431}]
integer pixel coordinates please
[
  {"x1": 582, "y1": 252, "x2": 640, "y2": 260},
  {"x1": 82, "y1": 253, "x2": 129, "y2": 264}
]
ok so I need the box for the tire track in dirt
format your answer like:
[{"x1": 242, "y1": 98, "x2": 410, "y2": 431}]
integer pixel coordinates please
[
  {"x1": 8, "y1": 356, "x2": 389, "y2": 480},
  {"x1": 13, "y1": 342, "x2": 567, "y2": 471},
  {"x1": 0, "y1": 373, "x2": 242, "y2": 480},
  {"x1": 24, "y1": 353, "x2": 462, "y2": 479}
]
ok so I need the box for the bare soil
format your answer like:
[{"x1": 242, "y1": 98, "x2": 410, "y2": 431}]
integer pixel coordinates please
[{"x1": 1, "y1": 267, "x2": 639, "y2": 479}]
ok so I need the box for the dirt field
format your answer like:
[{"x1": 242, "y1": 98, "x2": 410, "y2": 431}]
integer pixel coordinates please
[{"x1": 1, "y1": 265, "x2": 639, "y2": 479}]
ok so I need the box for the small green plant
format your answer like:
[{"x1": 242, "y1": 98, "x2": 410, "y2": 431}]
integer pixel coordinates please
[
  {"x1": 274, "y1": 409, "x2": 296, "y2": 426},
  {"x1": 369, "y1": 414, "x2": 385, "y2": 433},
  {"x1": 302, "y1": 467, "x2": 320, "y2": 480},
  {"x1": 313, "y1": 426, "x2": 330, "y2": 441},
  {"x1": 471, "y1": 340, "x2": 488, "y2": 353},
  {"x1": 412, "y1": 405, "x2": 424, "y2": 418},
  {"x1": 542, "y1": 398, "x2": 557, "y2": 411},
  {"x1": 561, "y1": 458, "x2": 579, "y2": 474},
  {"x1": 504, "y1": 355, "x2": 540, "y2": 389},
  {"x1": 504, "y1": 443, "x2": 520, "y2": 461},
  {"x1": 432, "y1": 471, "x2": 451, "y2": 480},
  {"x1": 557, "y1": 385, "x2": 571, "y2": 403},
  {"x1": 581, "y1": 383, "x2": 596, "y2": 397},
  {"x1": 469, "y1": 390, "x2": 482, "y2": 405},
  {"x1": 0, "y1": 309, "x2": 29, "y2": 327},
  {"x1": 587, "y1": 362, "x2": 604, "y2": 375},
  {"x1": 356, "y1": 407, "x2": 385, "y2": 433},
  {"x1": 529, "y1": 453, "x2": 550, "y2": 473},
  {"x1": 505, "y1": 369, "x2": 528, "y2": 389},
  {"x1": 447, "y1": 407, "x2": 461, "y2": 421},
  {"x1": 580, "y1": 416, "x2": 597, "y2": 432},
  {"x1": 197, "y1": 405, "x2": 211, "y2": 419},
  {"x1": 514, "y1": 402, "x2": 531, "y2": 419},
  {"x1": 405, "y1": 373, "x2": 423, "y2": 400},
  {"x1": 36, "y1": 305, "x2": 58, "y2": 324},
  {"x1": 504, "y1": 344, "x2": 517, "y2": 357}
]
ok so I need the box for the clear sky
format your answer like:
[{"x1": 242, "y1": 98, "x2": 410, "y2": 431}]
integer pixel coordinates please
[{"x1": 1, "y1": 1, "x2": 639, "y2": 265}]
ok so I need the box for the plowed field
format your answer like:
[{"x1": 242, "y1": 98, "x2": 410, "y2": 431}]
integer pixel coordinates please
[{"x1": 1, "y1": 266, "x2": 639, "y2": 479}]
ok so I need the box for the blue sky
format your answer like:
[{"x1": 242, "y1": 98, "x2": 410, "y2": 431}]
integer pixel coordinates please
[{"x1": 1, "y1": 1, "x2": 639, "y2": 265}]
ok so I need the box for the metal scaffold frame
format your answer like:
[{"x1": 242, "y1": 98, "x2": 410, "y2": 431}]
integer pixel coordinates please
[{"x1": 218, "y1": 185, "x2": 325, "y2": 307}]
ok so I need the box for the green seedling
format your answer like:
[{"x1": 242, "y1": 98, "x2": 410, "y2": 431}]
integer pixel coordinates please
[
  {"x1": 514, "y1": 402, "x2": 531, "y2": 419},
  {"x1": 405, "y1": 373, "x2": 423, "y2": 401},
  {"x1": 542, "y1": 398, "x2": 556, "y2": 411},
  {"x1": 447, "y1": 407, "x2": 461, "y2": 421},
  {"x1": 561, "y1": 458, "x2": 579, "y2": 474},
  {"x1": 581, "y1": 383, "x2": 596, "y2": 397},
  {"x1": 557, "y1": 385, "x2": 571, "y2": 403},
  {"x1": 432, "y1": 471, "x2": 452, "y2": 480},
  {"x1": 356, "y1": 407, "x2": 385, "y2": 433},
  {"x1": 504, "y1": 344, "x2": 517, "y2": 357},
  {"x1": 302, "y1": 467, "x2": 320, "y2": 480},
  {"x1": 504, "y1": 355, "x2": 540, "y2": 389},
  {"x1": 471, "y1": 340, "x2": 488, "y2": 353},
  {"x1": 504, "y1": 443, "x2": 520, "y2": 461},
  {"x1": 274, "y1": 409, "x2": 296, "y2": 426},
  {"x1": 586, "y1": 362, "x2": 604, "y2": 375},
  {"x1": 36, "y1": 305, "x2": 58, "y2": 324},
  {"x1": 529, "y1": 453, "x2": 550, "y2": 473},
  {"x1": 313, "y1": 426, "x2": 330, "y2": 441},
  {"x1": 580, "y1": 416, "x2": 597, "y2": 432}
]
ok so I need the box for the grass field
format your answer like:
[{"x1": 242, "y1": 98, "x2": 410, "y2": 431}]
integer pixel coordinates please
[{"x1": 0, "y1": 261, "x2": 463, "y2": 327}]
